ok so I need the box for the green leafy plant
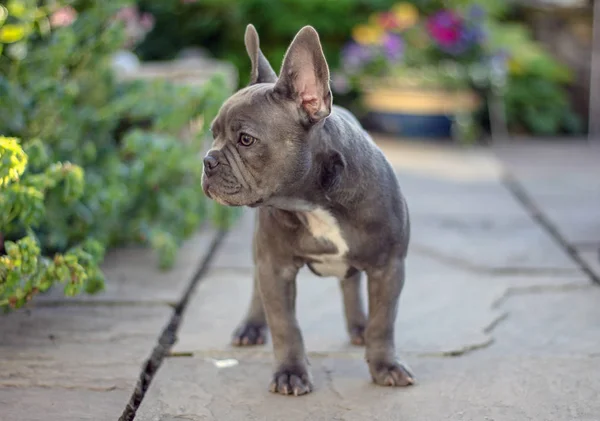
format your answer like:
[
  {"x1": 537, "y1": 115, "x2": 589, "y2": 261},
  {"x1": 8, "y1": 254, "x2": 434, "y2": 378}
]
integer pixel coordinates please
[
  {"x1": 134, "y1": 0, "x2": 400, "y2": 87},
  {"x1": 0, "y1": 0, "x2": 234, "y2": 310},
  {"x1": 1, "y1": 136, "x2": 105, "y2": 310},
  {"x1": 487, "y1": 21, "x2": 582, "y2": 135}
]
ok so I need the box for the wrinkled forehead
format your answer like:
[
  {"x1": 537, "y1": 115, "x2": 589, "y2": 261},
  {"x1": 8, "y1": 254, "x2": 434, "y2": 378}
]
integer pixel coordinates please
[{"x1": 211, "y1": 83, "x2": 280, "y2": 132}]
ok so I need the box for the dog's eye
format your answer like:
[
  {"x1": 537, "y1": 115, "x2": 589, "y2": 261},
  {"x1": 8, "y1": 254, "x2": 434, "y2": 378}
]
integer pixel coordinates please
[{"x1": 238, "y1": 134, "x2": 256, "y2": 147}]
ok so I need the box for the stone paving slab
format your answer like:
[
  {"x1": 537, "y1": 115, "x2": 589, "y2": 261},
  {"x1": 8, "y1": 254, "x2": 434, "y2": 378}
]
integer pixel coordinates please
[
  {"x1": 0, "y1": 305, "x2": 172, "y2": 420},
  {"x1": 212, "y1": 210, "x2": 254, "y2": 270},
  {"x1": 175, "y1": 230, "x2": 589, "y2": 357},
  {"x1": 506, "y1": 177, "x2": 600, "y2": 247},
  {"x1": 175, "y1": 254, "x2": 502, "y2": 356},
  {"x1": 374, "y1": 136, "x2": 504, "y2": 183},
  {"x1": 493, "y1": 141, "x2": 600, "y2": 249},
  {"x1": 136, "y1": 354, "x2": 600, "y2": 421},
  {"x1": 399, "y1": 173, "x2": 529, "y2": 218},
  {"x1": 0, "y1": 226, "x2": 219, "y2": 420},
  {"x1": 480, "y1": 285, "x2": 600, "y2": 357},
  {"x1": 0, "y1": 305, "x2": 171, "y2": 388},
  {"x1": 409, "y1": 212, "x2": 579, "y2": 272},
  {"x1": 0, "y1": 387, "x2": 130, "y2": 421},
  {"x1": 37, "y1": 226, "x2": 217, "y2": 304}
]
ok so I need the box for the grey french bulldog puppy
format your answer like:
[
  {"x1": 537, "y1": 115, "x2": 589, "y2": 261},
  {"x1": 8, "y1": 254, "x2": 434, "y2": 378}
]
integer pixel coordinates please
[{"x1": 202, "y1": 24, "x2": 414, "y2": 396}]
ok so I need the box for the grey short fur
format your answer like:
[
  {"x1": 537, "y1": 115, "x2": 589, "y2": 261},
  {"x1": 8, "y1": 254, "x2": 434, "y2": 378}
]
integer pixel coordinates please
[{"x1": 201, "y1": 24, "x2": 414, "y2": 396}]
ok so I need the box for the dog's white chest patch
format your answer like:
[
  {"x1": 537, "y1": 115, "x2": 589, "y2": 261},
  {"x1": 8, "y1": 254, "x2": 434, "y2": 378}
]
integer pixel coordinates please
[{"x1": 303, "y1": 208, "x2": 350, "y2": 278}]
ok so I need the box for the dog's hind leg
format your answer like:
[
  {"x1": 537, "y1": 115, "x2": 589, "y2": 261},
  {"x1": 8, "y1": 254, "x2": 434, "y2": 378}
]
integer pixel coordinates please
[
  {"x1": 340, "y1": 271, "x2": 367, "y2": 346},
  {"x1": 232, "y1": 266, "x2": 268, "y2": 346}
]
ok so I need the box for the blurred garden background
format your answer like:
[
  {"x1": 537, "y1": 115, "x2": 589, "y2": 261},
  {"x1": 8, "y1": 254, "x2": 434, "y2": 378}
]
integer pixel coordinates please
[{"x1": 0, "y1": 0, "x2": 596, "y2": 309}]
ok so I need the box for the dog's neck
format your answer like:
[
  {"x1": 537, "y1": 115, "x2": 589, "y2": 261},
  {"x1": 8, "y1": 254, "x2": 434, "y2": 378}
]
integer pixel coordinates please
[{"x1": 262, "y1": 197, "x2": 317, "y2": 212}]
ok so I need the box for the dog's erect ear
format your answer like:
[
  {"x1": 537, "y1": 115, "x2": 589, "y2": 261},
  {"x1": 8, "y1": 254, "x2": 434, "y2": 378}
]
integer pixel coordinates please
[
  {"x1": 274, "y1": 26, "x2": 332, "y2": 123},
  {"x1": 245, "y1": 24, "x2": 277, "y2": 85}
]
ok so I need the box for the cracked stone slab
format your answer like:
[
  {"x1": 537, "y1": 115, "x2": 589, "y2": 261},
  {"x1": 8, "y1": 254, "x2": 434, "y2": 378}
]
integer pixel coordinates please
[
  {"x1": 37, "y1": 226, "x2": 218, "y2": 304},
  {"x1": 175, "y1": 253, "x2": 502, "y2": 356},
  {"x1": 175, "y1": 238, "x2": 589, "y2": 358},
  {"x1": 0, "y1": 387, "x2": 130, "y2": 421},
  {"x1": 136, "y1": 354, "x2": 600, "y2": 421},
  {"x1": 479, "y1": 286, "x2": 600, "y2": 357}
]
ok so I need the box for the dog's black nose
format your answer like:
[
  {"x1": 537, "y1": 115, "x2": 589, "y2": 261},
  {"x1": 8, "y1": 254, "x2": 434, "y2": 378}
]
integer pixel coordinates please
[{"x1": 203, "y1": 155, "x2": 219, "y2": 176}]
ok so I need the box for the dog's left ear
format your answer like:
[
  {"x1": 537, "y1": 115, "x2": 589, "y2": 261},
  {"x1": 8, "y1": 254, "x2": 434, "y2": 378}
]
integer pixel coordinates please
[{"x1": 274, "y1": 26, "x2": 332, "y2": 123}]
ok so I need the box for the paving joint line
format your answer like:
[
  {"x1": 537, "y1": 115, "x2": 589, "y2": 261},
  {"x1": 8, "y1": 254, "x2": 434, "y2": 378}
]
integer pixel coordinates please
[
  {"x1": 118, "y1": 229, "x2": 228, "y2": 421},
  {"x1": 502, "y1": 172, "x2": 600, "y2": 286},
  {"x1": 411, "y1": 243, "x2": 580, "y2": 276}
]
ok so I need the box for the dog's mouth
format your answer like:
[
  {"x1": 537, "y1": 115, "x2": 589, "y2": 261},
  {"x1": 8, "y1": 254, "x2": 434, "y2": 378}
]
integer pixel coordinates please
[
  {"x1": 247, "y1": 198, "x2": 264, "y2": 208},
  {"x1": 203, "y1": 183, "x2": 264, "y2": 208}
]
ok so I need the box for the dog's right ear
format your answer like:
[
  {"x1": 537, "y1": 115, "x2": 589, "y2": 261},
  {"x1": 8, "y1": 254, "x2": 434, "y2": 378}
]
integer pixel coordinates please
[{"x1": 245, "y1": 24, "x2": 277, "y2": 85}]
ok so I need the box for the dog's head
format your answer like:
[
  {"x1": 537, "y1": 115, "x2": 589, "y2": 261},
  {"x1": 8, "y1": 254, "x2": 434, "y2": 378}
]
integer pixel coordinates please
[{"x1": 201, "y1": 24, "x2": 332, "y2": 207}]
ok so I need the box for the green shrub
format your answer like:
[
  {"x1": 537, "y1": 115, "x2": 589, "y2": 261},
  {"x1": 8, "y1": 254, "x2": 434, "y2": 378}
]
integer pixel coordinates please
[
  {"x1": 486, "y1": 14, "x2": 583, "y2": 135},
  {"x1": 0, "y1": 0, "x2": 235, "y2": 310},
  {"x1": 0, "y1": 136, "x2": 105, "y2": 309},
  {"x1": 135, "y1": 0, "x2": 399, "y2": 87}
]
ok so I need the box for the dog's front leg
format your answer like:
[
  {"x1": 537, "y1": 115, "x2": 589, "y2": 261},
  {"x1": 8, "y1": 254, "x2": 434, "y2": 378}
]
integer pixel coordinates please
[
  {"x1": 258, "y1": 258, "x2": 312, "y2": 396},
  {"x1": 365, "y1": 257, "x2": 415, "y2": 387}
]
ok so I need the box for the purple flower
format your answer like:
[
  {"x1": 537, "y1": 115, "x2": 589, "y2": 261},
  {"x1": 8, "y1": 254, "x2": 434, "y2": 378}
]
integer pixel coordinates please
[
  {"x1": 382, "y1": 33, "x2": 404, "y2": 62},
  {"x1": 435, "y1": 10, "x2": 458, "y2": 29},
  {"x1": 342, "y1": 42, "x2": 373, "y2": 72},
  {"x1": 468, "y1": 4, "x2": 486, "y2": 20},
  {"x1": 331, "y1": 72, "x2": 351, "y2": 94}
]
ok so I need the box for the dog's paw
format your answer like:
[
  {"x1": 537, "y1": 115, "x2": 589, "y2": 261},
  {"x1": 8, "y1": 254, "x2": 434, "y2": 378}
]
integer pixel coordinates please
[
  {"x1": 231, "y1": 322, "x2": 268, "y2": 346},
  {"x1": 269, "y1": 365, "x2": 313, "y2": 396},
  {"x1": 369, "y1": 360, "x2": 415, "y2": 387},
  {"x1": 349, "y1": 324, "x2": 366, "y2": 346}
]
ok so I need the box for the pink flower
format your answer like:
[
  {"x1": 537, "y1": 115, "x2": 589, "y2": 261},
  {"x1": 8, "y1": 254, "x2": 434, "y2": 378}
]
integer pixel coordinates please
[
  {"x1": 426, "y1": 10, "x2": 462, "y2": 47},
  {"x1": 115, "y1": 6, "x2": 137, "y2": 22},
  {"x1": 140, "y1": 13, "x2": 155, "y2": 31},
  {"x1": 50, "y1": 6, "x2": 77, "y2": 28},
  {"x1": 378, "y1": 12, "x2": 399, "y2": 30}
]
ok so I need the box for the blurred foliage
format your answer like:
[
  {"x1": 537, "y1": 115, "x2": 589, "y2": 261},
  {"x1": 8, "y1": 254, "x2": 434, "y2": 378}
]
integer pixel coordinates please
[
  {"x1": 135, "y1": 0, "x2": 400, "y2": 87},
  {"x1": 0, "y1": 0, "x2": 233, "y2": 310},
  {"x1": 487, "y1": 21, "x2": 582, "y2": 135},
  {"x1": 338, "y1": 2, "x2": 489, "y2": 90},
  {"x1": 135, "y1": 0, "x2": 583, "y2": 136},
  {"x1": 440, "y1": 0, "x2": 582, "y2": 135},
  {"x1": 1, "y1": 136, "x2": 105, "y2": 309}
]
